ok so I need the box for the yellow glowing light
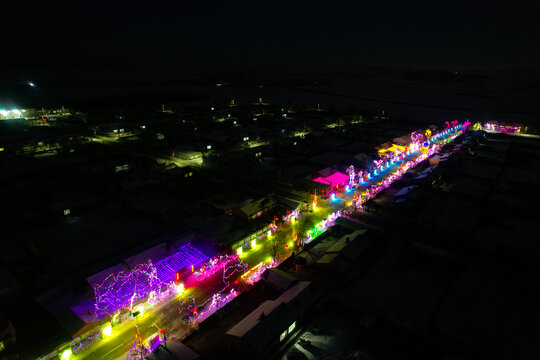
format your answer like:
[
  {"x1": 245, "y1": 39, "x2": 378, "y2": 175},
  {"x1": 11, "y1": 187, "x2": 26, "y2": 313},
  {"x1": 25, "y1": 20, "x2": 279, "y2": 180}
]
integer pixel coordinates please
[
  {"x1": 266, "y1": 257, "x2": 273, "y2": 263},
  {"x1": 135, "y1": 305, "x2": 144, "y2": 317},
  {"x1": 346, "y1": 201, "x2": 352, "y2": 207},
  {"x1": 291, "y1": 215, "x2": 296, "y2": 223},
  {"x1": 251, "y1": 239, "x2": 257, "y2": 249},
  {"x1": 176, "y1": 283, "x2": 184, "y2": 295},
  {"x1": 312, "y1": 203, "x2": 317, "y2": 211},
  {"x1": 267, "y1": 230, "x2": 272, "y2": 238},
  {"x1": 378, "y1": 143, "x2": 407, "y2": 156},
  {"x1": 61, "y1": 349, "x2": 72, "y2": 360},
  {"x1": 237, "y1": 247, "x2": 243, "y2": 257},
  {"x1": 102, "y1": 324, "x2": 113, "y2": 337}
]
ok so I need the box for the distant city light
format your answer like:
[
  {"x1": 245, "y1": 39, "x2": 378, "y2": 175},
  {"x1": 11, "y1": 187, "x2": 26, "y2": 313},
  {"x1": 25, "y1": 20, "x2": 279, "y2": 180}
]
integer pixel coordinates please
[{"x1": 28, "y1": 82, "x2": 35, "y2": 87}]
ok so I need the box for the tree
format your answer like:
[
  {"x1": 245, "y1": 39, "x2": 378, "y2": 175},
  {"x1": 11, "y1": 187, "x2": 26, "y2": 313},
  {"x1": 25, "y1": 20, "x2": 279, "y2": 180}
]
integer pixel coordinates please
[
  {"x1": 294, "y1": 217, "x2": 315, "y2": 248},
  {"x1": 266, "y1": 230, "x2": 288, "y2": 262}
]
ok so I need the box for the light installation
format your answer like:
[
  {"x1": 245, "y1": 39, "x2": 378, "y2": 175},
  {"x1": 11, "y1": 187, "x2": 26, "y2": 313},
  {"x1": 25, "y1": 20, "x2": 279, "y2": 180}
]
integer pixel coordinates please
[
  {"x1": 93, "y1": 261, "x2": 158, "y2": 316},
  {"x1": 347, "y1": 165, "x2": 355, "y2": 185},
  {"x1": 241, "y1": 259, "x2": 276, "y2": 285},
  {"x1": 93, "y1": 244, "x2": 208, "y2": 317},
  {"x1": 178, "y1": 261, "x2": 246, "y2": 325},
  {"x1": 305, "y1": 122, "x2": 468, "y2": 245},
  {"x1": 194, "y1": 254, "x2": 240, "y2": 281},
  {"x1": 305, "y1": 210, "x2": 342, "y2": 244},
  {"x1": 346, "y1": 122, "x2": 468, "y2": 213},
  {"x1": 154, "y1": 244, "x2": 208, "y2": 283},
  {"x1": 483, "y1": 123, "x2": 521, "y2": 134}
]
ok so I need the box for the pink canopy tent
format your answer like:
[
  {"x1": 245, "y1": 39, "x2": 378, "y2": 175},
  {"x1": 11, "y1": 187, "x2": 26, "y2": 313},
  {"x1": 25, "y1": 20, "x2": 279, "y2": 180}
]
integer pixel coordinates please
[{"x1": 313, "y1": 171, "x2": 349, "y2": 187}]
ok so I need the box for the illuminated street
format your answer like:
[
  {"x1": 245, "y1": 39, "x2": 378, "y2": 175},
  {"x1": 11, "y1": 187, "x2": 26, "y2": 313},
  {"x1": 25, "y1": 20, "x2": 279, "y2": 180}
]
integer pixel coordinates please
[{"x1": 64, "y1": 125, "x2": 463, "y2": 360}]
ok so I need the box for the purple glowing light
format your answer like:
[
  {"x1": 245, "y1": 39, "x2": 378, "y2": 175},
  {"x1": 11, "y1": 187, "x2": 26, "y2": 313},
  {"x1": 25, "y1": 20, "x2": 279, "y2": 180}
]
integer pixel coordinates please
[{"x1": 94, "y1": 244, "x2": 208, "y2": 316}]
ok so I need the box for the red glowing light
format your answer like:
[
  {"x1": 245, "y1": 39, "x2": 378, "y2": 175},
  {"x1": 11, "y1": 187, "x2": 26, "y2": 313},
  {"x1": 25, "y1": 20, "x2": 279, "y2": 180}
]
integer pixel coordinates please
[
  {"x1": 160, "y1": 329, "x2": 165, "y2": 334},
  {"x1": 234, "y1": 280, "x2": 239, "y2": 284},
  {"x1": 192, "y1": 308, "x2": 197, "y2": 313},
  {"x1": 285, "y1": 244, "x2": 289, "y2": 248}
]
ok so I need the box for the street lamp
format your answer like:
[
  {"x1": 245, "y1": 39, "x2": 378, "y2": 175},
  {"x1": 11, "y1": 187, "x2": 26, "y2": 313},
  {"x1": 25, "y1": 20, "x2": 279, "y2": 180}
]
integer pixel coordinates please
[{"x1": 160, "y1": 329, "x2": 167, "y2": 349}]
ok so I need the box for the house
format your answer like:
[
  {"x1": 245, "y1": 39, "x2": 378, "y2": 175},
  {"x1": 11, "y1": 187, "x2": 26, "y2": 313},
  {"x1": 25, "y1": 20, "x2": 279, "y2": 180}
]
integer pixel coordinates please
[
  {"x1": 146, "y1": 340, "x2": 200, "y2": 360},
  {"x1": 237, "y1": 196, "x2": 278, "y2": 221},
  {"x1": 226, "y1": 281, "x2": 321, "y2": 356}
]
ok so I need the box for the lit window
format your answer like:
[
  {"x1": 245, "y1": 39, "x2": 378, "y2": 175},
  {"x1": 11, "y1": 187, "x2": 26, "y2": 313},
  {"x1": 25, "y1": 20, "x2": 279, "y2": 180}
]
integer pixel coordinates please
[
  {"x1": 280, "y1": 330, "x2": 287, "y2": 342},
  {"x1": 288, "y1": 322, "x2": 296, "y2": 333}
]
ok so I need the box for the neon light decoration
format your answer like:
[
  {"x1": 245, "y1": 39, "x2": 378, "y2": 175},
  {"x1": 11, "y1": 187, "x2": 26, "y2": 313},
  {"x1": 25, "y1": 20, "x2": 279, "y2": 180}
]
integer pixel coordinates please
[
  {"x1": 93, "y1": 244, "x2": 208, "y2": 316},
  {"x1": 194, "y1": 254, "x2": 240, "y2": 281},
  {"x1": 242, "y1": 260, "x2": 276, "y2": 285},
  {"x1": 483, "y1": 123, "x2": 521, "y2": 134},
  {"x1": 93, "y1": 262, "x2": 158, "y2": 316},
  {"x1": 349, "y1": 122, "x2": 468, "y2": 211},
  {"x1": 283, "y1": 209, "x2": 300, "y2": 222},
  {"x1": 347, "y1": 165, "x2": 355, "y2": 185},
  {"x1": 154, "y1": 244, "x2": 208, "y2": 283},
  {"x1": 304, "y1": 210, "x2": 342, "y2": 244}
]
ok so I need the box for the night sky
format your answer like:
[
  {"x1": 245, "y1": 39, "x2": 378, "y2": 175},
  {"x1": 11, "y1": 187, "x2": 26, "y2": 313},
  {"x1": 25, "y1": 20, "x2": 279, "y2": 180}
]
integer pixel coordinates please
[{"x1": 5, "y1": 1, "x2": 540, "y2": 72}]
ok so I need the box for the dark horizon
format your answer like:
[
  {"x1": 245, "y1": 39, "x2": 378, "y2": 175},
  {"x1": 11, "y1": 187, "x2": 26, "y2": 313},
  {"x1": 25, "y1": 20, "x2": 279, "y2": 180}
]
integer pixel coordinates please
[{"x1": 4, "y1": 1, "x2": 540, "y2": 73}]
